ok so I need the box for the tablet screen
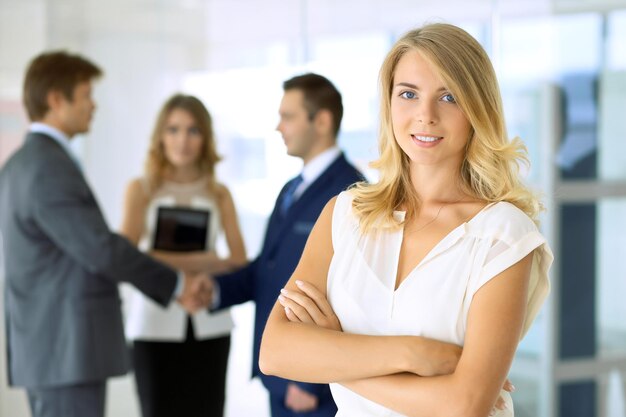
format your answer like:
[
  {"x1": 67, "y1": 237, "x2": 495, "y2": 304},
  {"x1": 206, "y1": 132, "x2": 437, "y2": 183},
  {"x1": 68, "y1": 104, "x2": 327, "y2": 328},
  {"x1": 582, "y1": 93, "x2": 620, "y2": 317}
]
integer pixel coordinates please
[{"x1": 153, "y1": 207, "x2": 210, "y2": 252}]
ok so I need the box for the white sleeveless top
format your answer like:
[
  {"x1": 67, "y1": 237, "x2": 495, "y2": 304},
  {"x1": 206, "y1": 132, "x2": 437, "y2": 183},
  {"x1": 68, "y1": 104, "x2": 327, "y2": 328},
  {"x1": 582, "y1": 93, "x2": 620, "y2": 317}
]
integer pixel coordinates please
[
  {"x1": 125, "y1": 177, "x2": 233, "y2": 341},
  {"x1": 327, "y1": 191, "x2": 553, "y2": 417}
]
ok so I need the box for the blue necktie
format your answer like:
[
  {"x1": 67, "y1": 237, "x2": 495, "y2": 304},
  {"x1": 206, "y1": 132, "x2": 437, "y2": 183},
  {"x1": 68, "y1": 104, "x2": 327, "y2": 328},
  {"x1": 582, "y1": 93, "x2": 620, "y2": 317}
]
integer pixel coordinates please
[{"x1": 280, "y1": 175, "x2": 303, "y2": 215}]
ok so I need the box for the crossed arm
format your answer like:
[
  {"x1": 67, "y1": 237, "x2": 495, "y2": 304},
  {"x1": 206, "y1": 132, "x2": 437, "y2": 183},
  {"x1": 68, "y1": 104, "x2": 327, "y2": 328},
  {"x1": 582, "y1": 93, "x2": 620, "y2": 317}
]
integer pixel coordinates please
[{"x1": 259, "y1": 197, "x2": 532, "y2": 417}]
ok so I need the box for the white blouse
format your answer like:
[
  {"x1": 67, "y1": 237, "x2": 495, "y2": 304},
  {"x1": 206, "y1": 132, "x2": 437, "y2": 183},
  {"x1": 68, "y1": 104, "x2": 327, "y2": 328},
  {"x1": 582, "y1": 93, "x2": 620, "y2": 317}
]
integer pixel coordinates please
[
  {"x1": 327, "y1": 191, "x2": 553, "y2": 417},
  {"x1": 124, "y1": 177, "x2": 233, "y2": 341}
]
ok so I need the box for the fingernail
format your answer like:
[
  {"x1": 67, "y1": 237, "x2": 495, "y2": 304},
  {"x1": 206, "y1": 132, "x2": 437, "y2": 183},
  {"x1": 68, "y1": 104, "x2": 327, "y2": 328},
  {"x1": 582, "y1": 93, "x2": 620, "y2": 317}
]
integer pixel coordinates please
[
  {"x1": 295, "y1": 280, "x2": 303, "y2": 287},
  {"x1": 278, "y1": 295, "x2": 285, "y2": 303},
  {"x1": 284, "y1": 307, "x2": 291, "y2": 314},
  {"x1": 510, "y1": 384, "x2": 516, "y2": 392},
  {"x1": 280, "y1": 288, "x2": 288, "y2": 295}
]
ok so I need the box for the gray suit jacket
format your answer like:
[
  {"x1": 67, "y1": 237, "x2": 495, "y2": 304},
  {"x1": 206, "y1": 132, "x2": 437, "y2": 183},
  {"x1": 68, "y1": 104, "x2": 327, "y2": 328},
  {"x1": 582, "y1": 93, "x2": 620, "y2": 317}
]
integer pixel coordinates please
[{"x1": 0, "y1": 132, "x2": 178, "y2": 389}]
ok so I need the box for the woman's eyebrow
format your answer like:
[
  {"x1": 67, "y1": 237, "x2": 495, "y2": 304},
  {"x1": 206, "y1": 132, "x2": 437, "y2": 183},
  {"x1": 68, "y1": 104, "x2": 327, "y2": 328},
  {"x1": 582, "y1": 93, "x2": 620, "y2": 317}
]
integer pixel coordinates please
[
  {"x1": 394, "y1": 82, "x2": 448, "y2": 93},
  {"x1": 394, "y1": 82, "x2": 418, "y2": 89}
]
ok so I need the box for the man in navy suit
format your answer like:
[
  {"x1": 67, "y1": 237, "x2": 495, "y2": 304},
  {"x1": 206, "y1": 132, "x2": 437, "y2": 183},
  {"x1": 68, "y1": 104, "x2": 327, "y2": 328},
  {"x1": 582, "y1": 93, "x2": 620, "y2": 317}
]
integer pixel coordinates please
[{"x1": 214, "y1": 73, "x2": 363, "y2": 417}]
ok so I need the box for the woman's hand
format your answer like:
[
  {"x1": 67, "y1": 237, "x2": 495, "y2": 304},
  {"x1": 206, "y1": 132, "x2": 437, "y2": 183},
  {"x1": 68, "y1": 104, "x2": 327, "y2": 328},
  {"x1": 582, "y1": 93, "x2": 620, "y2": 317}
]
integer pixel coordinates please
[
  {"x1": 490, "y1": 380, "x2": 515, "y2": 415},
  {"x1": 278, "y1": 280, "x2": 342, "y2": 331}
]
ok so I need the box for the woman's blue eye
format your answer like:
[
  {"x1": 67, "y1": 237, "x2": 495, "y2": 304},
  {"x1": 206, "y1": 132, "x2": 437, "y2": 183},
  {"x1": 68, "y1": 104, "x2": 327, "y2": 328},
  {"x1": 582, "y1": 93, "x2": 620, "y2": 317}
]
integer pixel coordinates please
[
  {"x1": 442, "y1": 93, "x2": 456, "y2": 103},
  {"x1": 400, "y1": 91, "x2": 416, "y2": 99}
]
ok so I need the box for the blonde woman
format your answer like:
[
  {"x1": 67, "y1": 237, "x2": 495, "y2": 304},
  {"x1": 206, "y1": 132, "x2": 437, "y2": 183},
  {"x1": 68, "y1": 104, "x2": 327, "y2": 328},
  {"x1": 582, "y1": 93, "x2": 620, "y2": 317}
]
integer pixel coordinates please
[
  {"x1": 260, "y1": 23, "x2": 552, "y2": 417},
  {"x1": 121, "y1": 94, "x2": 246, "y2": 417}
]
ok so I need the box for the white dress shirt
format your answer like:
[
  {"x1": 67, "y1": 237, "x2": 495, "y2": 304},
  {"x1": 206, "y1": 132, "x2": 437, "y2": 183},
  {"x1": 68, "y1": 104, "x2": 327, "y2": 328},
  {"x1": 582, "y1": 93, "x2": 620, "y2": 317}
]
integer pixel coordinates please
[
  {"x1": 292, "y1": 146, "x2": 341, "y2": 200},
  {"x1": 29, "y1": 122, "x2": 82, "y2": 170}
]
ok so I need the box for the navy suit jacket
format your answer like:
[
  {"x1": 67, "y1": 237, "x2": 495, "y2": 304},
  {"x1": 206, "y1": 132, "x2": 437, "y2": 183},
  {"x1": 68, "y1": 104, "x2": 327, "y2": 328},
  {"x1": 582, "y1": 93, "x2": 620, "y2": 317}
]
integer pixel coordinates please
[{"x1": 216, "y1": 153, "x2": 363, "y2": 402}]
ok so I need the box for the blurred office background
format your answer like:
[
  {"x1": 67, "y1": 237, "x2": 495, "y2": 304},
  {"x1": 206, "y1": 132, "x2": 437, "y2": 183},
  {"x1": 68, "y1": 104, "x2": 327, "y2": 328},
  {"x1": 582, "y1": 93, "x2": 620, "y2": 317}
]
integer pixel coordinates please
[{"x1": 1, "y1": 0, "x2": 626, "y2": 416}]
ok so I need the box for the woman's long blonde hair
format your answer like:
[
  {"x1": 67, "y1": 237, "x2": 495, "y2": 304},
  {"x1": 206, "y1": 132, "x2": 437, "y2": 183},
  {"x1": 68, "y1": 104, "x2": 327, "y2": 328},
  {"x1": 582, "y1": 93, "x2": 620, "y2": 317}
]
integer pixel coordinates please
[
  {"x1": 144, "y1": 94, "x2": 221, "y2": 194},
  {"x1": 351, "y1": 23, "x2": 542, "y2": 232}
]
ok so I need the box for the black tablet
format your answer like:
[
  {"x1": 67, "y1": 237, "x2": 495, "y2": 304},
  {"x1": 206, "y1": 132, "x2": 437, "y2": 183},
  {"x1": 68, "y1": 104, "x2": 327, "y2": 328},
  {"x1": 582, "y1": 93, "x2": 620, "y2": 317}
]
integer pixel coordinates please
[{"x1": 153, "y1": 207, "x2": 210, "y2": 252}]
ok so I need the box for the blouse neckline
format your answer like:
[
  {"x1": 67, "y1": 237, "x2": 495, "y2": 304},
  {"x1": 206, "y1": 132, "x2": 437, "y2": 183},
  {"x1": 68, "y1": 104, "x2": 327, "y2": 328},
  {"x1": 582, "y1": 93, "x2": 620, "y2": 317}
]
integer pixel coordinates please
[{"x1": 392, "y1": 202, "x2": 499, "y2": 293}]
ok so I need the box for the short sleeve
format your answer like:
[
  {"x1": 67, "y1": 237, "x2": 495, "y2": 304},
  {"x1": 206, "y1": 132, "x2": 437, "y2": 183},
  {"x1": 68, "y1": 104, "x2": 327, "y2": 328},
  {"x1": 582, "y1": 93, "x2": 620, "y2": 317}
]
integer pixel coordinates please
[
  {"x1": 331, "y1": 191, "x2": 357, "y2": 249},
  {"x1": 468, "y1": 204, "x2": 553, "y2": 339}
]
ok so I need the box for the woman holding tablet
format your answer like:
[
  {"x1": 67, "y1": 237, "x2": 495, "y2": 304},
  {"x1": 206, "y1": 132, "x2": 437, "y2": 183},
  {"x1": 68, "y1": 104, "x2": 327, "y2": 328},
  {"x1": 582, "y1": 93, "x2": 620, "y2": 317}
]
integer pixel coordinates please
[{"x1": 121, "y1": 94, "x2": 246, "y2": 417}]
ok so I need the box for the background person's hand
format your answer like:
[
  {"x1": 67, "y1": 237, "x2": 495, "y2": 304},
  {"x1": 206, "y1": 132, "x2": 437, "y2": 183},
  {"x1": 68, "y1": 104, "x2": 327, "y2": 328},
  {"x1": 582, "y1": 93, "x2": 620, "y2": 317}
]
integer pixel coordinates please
[
  {"x1": 284, "y1": 383, "x2": 318, "y2": 413},
  {"x1": 177, "y1": 271, "x2": 213, "y2": 313}
]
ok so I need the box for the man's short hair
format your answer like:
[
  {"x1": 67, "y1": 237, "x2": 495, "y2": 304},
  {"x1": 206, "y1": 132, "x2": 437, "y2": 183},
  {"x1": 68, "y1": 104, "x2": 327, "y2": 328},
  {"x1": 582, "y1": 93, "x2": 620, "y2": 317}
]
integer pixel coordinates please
[
  {"x1": 283, "y1": 73, "x2": 343, "y2": 138},
  {"x1": 23, "y1": 50, "x2": 102, "y2": 121}
]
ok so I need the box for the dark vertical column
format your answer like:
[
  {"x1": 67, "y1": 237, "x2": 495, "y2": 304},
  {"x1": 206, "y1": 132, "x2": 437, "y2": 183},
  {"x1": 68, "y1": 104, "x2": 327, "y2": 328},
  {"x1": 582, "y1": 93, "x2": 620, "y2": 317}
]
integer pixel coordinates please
[
  {"x1": 559, "y1": 381, "x2": 597, "y2": 417},
  {"x1": 559, "y1": 204, "x2": 596, "y2": 360},
  {"x1": 557, "y1": 72, "x2": 598, "y2": 417}
]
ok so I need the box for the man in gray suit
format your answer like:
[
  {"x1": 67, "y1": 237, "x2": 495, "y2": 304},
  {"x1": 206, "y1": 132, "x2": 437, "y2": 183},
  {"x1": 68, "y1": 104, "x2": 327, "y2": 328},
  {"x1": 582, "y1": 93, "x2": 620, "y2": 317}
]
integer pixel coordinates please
[{"x1": 0, "y1": 51, "x2": 212, "y2": 417}]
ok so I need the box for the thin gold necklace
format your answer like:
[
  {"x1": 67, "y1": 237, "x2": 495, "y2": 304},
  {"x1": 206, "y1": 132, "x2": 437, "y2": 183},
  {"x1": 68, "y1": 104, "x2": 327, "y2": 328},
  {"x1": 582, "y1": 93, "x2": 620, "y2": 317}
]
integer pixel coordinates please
[{"x1": 405, "y1": 197, "x2": 464, "y2": 234}]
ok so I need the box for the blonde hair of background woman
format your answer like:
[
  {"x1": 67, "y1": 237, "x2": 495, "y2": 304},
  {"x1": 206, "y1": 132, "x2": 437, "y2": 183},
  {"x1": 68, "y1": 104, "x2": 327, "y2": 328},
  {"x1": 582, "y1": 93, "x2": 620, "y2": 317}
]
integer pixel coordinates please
[
  {"x1": 144, "y1": 94, "x2": 222, "y2": 194},
  {"x1": 352, "y1": 23, "x2": 543, "y2": 232}
]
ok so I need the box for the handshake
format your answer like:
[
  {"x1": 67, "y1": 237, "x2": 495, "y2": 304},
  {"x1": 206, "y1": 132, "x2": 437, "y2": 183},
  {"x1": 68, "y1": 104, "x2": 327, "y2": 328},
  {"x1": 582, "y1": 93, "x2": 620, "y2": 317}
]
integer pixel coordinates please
[{"x1": 176, "y1": 272, "x2": 215, "y2": 314}]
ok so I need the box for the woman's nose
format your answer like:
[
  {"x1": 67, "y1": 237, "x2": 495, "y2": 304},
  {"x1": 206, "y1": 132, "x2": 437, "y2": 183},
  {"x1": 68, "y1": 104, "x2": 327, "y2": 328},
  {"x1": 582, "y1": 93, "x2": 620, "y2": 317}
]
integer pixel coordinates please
[{"x1": 415, "y1": 100, "x2": 437, "y2": 125}]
